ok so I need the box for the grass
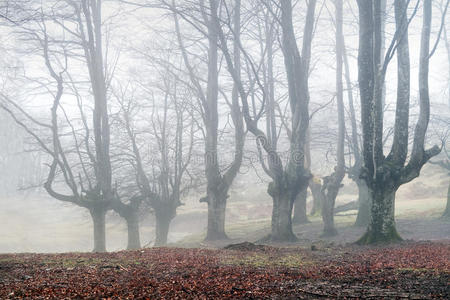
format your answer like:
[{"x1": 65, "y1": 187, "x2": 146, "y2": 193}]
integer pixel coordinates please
[{"x1": 0, "y1": 162, "x2": 447, "y2": 252}]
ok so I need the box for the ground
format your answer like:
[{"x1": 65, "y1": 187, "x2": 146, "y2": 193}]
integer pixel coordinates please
[
  {"x1": 0, "y1": 241, "x2": 448, "y2": 299},
  {"x1": 0, "y1": 160, "x2": 448, "y2": 298}
]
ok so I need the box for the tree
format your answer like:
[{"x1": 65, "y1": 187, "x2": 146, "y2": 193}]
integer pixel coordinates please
[
  {"x1": 0, "y1": 0, "x2": 120, "y2": 252},
  {"x1": 115, "y1": 74, "x2": 197, "y2": 246},
  {"x1": 320, "y1": 0, "x2": 346, "y2": 237},
  {"x1": 171, "y1": 0, "x2": 245, "y2": 241},
  {"x1": 211, "y1": 0, "x2": 317, "y2": 241},
  {"x1": 429, "y1": 142, "x2": 450, "y2": 218},
  {"x1": 356, "y1": 0, "x2": 441, "y2": 244}
]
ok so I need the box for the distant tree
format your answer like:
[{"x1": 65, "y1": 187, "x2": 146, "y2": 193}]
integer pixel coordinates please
[
  {"x1": 114, "y1": 66, "x2": 198, "y2": 246},
  {"x1": 438, "y1": 0, "x2": 450, "y2": 107},
  {"x1": 0, "y1": 111, "x2": 44, "y2": 195},
  {"x1": 430, "y1": 150, "x2": 450, "y2": 219},
  {"x1": 320, "y1": 0, "x2": 346, "y2": 237}
]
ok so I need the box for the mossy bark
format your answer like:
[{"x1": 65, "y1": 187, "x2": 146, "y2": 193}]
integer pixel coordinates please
[{"x1": 357, "y1": 189, "x2": 402, "y2": 244}]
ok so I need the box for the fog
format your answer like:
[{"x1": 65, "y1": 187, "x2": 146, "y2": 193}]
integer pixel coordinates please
[{"x1": 0, "y1": 0, "x2": 449, "y2": 253}]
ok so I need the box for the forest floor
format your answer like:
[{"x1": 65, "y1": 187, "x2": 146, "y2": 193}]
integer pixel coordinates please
[{"x1": 0, "y1": 241, "x2": 449, "y2": 299}]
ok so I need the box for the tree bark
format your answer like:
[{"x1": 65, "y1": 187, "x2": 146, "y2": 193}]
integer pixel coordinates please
[
  {"x1": 268, "y1": 182, "x2": 298, "y2": 242},
  {"x1": 442, "y1": 181, "x2": 450, "y2": 218},
  {"x1": 111, "y1": 198, "x2": 142, "y2": 250},
  {"x1": 357, "y1": 187, "x2": 402, "y2": 244},
  {"x1": 355, "y1": 0, "x2": 440, "y2": 245},
  {"x1": 154, "y1": 209, "x2": 172, "y2": 247},
  {"x1": 309, "y1": 177, "x2": 323, "y2": 216},
  {"x1": 321, "y1": 177, "x2": 339, "y2": 237},
  {"x1": 354, "y1": 179, "x2": 370, "y2": 227},
  {"x1": 204, "y1": 191, "x2": 228, "y2": 241},
  {"x1": 89, "y1": 207, "x2": 107, "y2": 252},
  {"x1": 292, "y1": 189, "x2": 309, "y2": 224},
  {"x1": 212, "y1": 0, "x2": 315, "y2": 242},
  {"x1": 125, "y1": 211, "x2": 141, "y2": 250},
  {"x1": 320, "y1": 0, "x2": 345, "y2": 237}
]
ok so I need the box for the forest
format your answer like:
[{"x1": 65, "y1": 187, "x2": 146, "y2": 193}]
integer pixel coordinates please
[{"x1": 0, "y1": 0, "x2": 449, "y2": 298}]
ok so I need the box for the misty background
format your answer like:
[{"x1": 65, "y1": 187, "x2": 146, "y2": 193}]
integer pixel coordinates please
[{"x1": 0, "y1": 0, "x2": 449, "y2": 253}]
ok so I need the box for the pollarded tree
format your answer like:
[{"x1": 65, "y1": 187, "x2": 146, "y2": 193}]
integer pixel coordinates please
[
  {"x1": 115, "y1": 75, "x2": 197, "y2": 246},
  {"x1": 213, "y1": 0, "x2": 317, "y2": 241},
  {"x1": 170, "y1": 0, "x2": 245, "y2": 241},
  {"x1": 356, "y1": 0, "x2": 443, "y2": 244},
  {"x1": 0, "y1": 0, "x2": 120, "y2": 252}
]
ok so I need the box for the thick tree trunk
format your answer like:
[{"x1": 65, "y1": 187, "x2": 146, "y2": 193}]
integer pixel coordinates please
[
  {"x1": 268, "y1": 182, "x2": 298, "y2": 242},
  {"x1": 204, "y1": 193, "x2": 228, "y2": 241},
  {"x1": 357, "y1": 188, "x2": 402, "y2": 244},
  {"x1": 154, "y1": 209, "x2": 173, "y2": 247},
  {"x1": 309, "y1": 177, "x2": 323, "y2": 216},
  {"x1": 354, "y1": 180, "x2": 370, "y2": 227},
  {"x1": 442, "y1": 182, "x2": 450, "y2": 218},
  {"x1": 125, "y1": 211, "x2": 141, "y2": 250},
  {"x1": 89, "y1": 207, "x2": 107, "y2": 252},
  {"x1": 111, "y1": 200, "x2": 142, "y2": 250},
  {"x1": 292, "y1": 189, "x2": 309, "y2": 224}
]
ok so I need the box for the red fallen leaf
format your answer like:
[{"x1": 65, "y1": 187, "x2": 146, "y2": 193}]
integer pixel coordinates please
[{"x1": 0, "y1": 241, "x2": 448, "y2": 298}]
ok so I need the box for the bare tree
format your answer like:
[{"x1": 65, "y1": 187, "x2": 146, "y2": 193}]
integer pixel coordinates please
[
  {"x1": 1, "y1": 0, "x2": 117, "y2": 252},
  {"x1": 356, "y1": 0, "x2": 442, "y2": 244},
  {"x1": 171, "y1": 0, "x2": 245, "y2": 241},
  {"x1": 115, "y1": 72, "x2": 197, "y2": 246},
  {"x1": 430, "y1": 150, "x2": 450, "y2": 218},
  {"x1": 440, "y1": 0, "x2": 450, "y2": 107},
  {"x1": 210, "y1": 0, "x2": 317, "y2": 241},
  {"x1": 320, "y1": 0, "x2": 346, "y2": 237}
]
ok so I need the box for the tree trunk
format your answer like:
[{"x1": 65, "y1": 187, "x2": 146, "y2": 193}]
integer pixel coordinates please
[
  {"x1": 442, "y1": 181, "x2": 450, "y2": 219},
  {"x1": 320, "y1": 0, "x2": 345, "y2": 238},
  {"x1": 309, "y1": 177, "x2": 323, "y2": 216},
  {"x1": 111, "y1": 199, "x2": 142, "y2": 250},
  {"x1": 205, "y1": 194, "x2": 228, "y2": 241},
  {"x1": 268, "y1": 182, "x2": 298, "y2": 242},
  {"x1": 357, "y1": 188, "x2": 402, "y2": 244},
  {"x1": 125, "y1": 211, "x2": 141, "y2": 250},
  {"x1": 89, "y1": 207, "x2": 107, "y2": 252},
  {"x1": 354, "y1": 179, "x2": 371, "y2": 227},
  {"x1": 154, "y1": 209, "x2": 173, "y2": 247},
  {"x1": 292, "y1": 189, "x2": 309, "y2": 224},
  {"x1": 321, "y1": 180, "x2": 339, "y2": 237}
]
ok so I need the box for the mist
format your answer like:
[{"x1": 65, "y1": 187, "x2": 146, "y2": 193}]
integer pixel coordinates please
[
  {"x1": 1, "y1": 0, "x2": 449, "y2": 298},
  {"x1": 0, "y1": 0, "x2": 449, "y2": 252}
]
